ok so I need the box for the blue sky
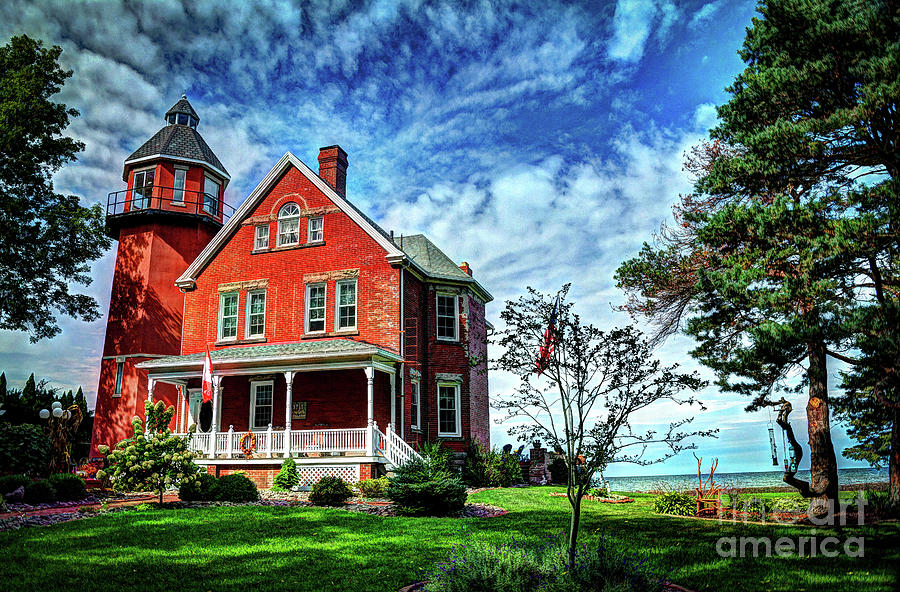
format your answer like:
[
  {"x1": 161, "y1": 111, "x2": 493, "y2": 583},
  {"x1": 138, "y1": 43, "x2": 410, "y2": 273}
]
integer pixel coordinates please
[{"x1": 0, "y1": 0, "x2": 874, "y2": 476}]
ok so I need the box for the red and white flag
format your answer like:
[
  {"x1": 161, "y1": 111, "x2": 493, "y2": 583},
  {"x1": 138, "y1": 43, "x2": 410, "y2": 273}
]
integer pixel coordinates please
[
  {"x1": 201, "y1": 346, "x2": 214, "y2": 403},
  {"x1": 536, "y1": 295, "x2": 561, "y2": 376}
]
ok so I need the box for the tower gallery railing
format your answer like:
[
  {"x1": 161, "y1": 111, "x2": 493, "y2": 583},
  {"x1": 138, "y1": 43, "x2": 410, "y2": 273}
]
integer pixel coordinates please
[{"x1": 106, "y1": 185, "x2": 236, "y2": 221}]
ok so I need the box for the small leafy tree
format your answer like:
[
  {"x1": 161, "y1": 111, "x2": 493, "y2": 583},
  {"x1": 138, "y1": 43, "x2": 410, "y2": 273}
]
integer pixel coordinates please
[
  {"x1": 97, "y1": 401, "x2": 198, "y2": 504},
  {"x1": 271, "y1": 457, "x2": 299, "y2": 491},
  {"x1": 493, "y1": 285, "x2": 712, "y2": 568}
]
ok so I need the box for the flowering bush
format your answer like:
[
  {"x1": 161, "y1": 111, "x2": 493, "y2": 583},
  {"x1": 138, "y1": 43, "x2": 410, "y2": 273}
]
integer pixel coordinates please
[
  {"x1": 425, "y1": 533, "x2": 667, "y2": 592},
  {"x1": 178, "y1": 472, "x2": 218, "y2": 501},
  {"x1": 96, "y1": 401, "x2": 199, "y2": 504}
]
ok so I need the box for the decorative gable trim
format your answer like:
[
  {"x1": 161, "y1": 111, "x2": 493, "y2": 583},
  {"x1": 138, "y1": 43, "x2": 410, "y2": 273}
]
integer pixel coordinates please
[{"x1": 176, "y1": 152, "x2": 407, "y2": 289}]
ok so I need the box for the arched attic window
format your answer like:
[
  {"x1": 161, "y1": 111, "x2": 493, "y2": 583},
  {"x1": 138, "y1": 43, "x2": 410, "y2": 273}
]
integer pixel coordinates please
[{"x1": 277, "y1": 203, "x2": 301, "y2": 246}]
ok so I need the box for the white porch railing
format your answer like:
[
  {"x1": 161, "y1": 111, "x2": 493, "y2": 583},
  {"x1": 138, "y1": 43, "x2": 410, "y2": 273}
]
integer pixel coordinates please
[{"x1": 175, "y1": 424, "x2": 421, "y2": 467}]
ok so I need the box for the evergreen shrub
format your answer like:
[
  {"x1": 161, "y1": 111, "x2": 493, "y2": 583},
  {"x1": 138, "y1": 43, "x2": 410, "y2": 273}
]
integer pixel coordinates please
[
  {"x1": 214, "y1": 474, "x2": 258, "y2": 502},
  {"x1": 386, "y1": 458, "x2": 466, "y2": 516},
  {"x1": 271, "y1": 458, "x2": 299, "y2": 491},
  {"x1": 23, "y1": 479, "x2": 56, "y2": 504},
  {"x1": 356, "y1": 476, "x2": 389, "y2": 498},
  {"x1": 309, "y1": 476, "x2": 352, "y2": 506},
  {"x1": 178, "y1": 472, "x2": 218, "y2": 501},
  {"x1": 0, "y1": 474, "x2": 31, "y2": 495},
  {"x1": 47, "y1": 473, "x2": 87, "y2": 500}
]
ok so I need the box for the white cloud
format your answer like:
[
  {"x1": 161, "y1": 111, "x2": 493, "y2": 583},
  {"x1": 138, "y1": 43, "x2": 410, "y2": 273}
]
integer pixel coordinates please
[{"x1": 607, "y1": 0, "x2": 658, "y2": 63}]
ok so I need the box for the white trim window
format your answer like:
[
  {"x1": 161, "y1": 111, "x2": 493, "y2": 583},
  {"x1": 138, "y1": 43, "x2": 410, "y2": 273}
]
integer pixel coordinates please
[
  {"x1": 308, "y1": 216, "x2": 323, "y2": 243},
  {"x1": 250, "y1": 380, "x2": 274, "y2": 430},
  {"x1": 218, "y1": 292, "x2": 239, "y2": 340},
  {"x1": 305, "y1": 283, "x2": 326, "y2": 333},
  {"x1": 173, "y1": 168, "x2": 186, "y2": 204},
  {"x1": 245, "y1": 290, "x2": 266, "y2": 338},
  {"x1": 203, "y1": 175, "x2": 220, "y2": 215},
  {"x1": 436, "y1": 294, "x2": 458, "y2": 341},
  {"x1": 335, "y1": 279, "x2": 357, "y2": 330},
  {"x1": 437, "y1": 382, "x2": 461, "y2": 437},
  {"x1": 277, "y1": 203, "x2": 300, "y2": 246},
  {"x1": 410, "y1": 379, "x2": 420, "y2": 430},
  {"x1": 254, "y1": 225, "x2": 269, "y2": 250},
  {"x1": 132, "y1": 169, "x2": 154, "y2": 209},
  {"x1": 114, "y1": 361, "x2": 124, "y2": 395}
]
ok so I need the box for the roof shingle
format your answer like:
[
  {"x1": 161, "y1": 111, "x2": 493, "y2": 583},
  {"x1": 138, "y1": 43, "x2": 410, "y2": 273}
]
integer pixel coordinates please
[{"x1": 125, "y1": 124, "x2": 229, "y2": 178}]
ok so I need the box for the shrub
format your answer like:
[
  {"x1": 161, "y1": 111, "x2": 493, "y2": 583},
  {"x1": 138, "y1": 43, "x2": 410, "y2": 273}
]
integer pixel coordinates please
[
  {"x1": 356, "y1": 476, "x2": 389, "y2": 498},
  {"x1": 864, "y1": 489, "x2": 897, "y2": 518},
  {"x1": 24, "y1": 479, "x2": 56, "y2": 504},
  {"x1": 462, "y1": 441, "x2": 524, "y2": 488},
  {"x1": 0, "y1": 474, "x2": 31, "y2": 495},
  {"x1": 271, "y1": 458, "x2": 299, "y2": 491},
  {"x1": 418, "y1": 439, "x2": 453, "y2": 473},
  {"x1": 178, "y1": 472, "x2": 218, "y2": 501},
  {"x1": 425, "y1": 533, "x2": 666, "y2": 592},
  {"x1": 309, "y1": 476, "x2": 352, "y2": 506},
  {"x1": 213, "y1": 474, "x2": 258, "y2": 502},
  {"x1": 47, "y1": 473, "x2": 87, "y2": 501},
  {"x1": 548, "y1": 457, "x2": 567, "y2": 484},
  {"x1": 652, "y1": 491, "x2": 695, "y2": 516},
  {"x1": 0, "y1": 423, "x2": 50, "y2": 476},
  {"x1": 387, "y1": 457, "x2": 467, "y2": 516}
]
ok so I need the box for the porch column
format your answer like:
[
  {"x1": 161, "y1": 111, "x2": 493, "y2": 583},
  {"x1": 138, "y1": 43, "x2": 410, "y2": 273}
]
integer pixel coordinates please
[
  {"x1": 364, "y1": 365, "x2": 375, "y2": 456},
  {"x1": 284, "y1": 371, "x2": 294, "y2": 457},
  {"x1": 147, "y1": 378, "x2": 155, "y2": 404},
  {"x1": 389, "y1": 370, "x2": 396, "y2": 428},
  {"x1": 175, "y1": 385, "x2": 182, "y2": 432},
  {"x1": 209, "y1": 375, "x2": 222, "y2": 457}
]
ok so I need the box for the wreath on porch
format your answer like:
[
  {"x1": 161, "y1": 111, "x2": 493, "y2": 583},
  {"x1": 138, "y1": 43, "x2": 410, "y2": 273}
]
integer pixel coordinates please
[{"x1": 240, "y1": 431, "x2": 257, "y2": 458}]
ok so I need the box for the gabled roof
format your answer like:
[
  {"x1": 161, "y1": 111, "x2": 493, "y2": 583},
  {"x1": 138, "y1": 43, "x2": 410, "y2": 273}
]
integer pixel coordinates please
[
  {"x1": 175, "y1": 151, "x2": 492, "y2": 302},
  {"x1": 176, "y1": 152, "x2": 407, "y2": 289},
  {"x1": 123, "y1": 124, "x2": 230, "y2": 181},
  {"x1": 138, "y1": 339, "x2": 401, "y2": 369}
]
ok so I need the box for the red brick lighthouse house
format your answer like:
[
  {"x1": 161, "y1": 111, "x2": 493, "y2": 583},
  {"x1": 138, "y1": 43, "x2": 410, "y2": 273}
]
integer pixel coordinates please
[{"x1": 91, "y1": 97, "x2": 492, "y2": 487}]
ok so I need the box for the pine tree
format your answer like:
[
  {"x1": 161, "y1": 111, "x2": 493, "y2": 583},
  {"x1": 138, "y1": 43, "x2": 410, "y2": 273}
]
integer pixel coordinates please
[{"x1": 617, "y1": 0, "x2": 899, "y2": 510}]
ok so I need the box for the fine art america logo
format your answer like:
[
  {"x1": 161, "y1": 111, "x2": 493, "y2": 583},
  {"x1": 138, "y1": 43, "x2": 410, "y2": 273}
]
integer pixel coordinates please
[{"x1": 715, "y1": 493, "x2": 867, "y2": 558}]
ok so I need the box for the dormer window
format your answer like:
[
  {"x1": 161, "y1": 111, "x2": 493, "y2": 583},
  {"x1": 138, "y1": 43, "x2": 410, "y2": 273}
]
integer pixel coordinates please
[{"x1": 277, "y1": 203, "x2": 300, "y2": 246}]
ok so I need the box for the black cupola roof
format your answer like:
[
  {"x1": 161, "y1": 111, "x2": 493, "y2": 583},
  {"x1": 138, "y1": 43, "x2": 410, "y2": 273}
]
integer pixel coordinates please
[{"x1": 123, "y1": 95, "x2": 229, "y2": 181}]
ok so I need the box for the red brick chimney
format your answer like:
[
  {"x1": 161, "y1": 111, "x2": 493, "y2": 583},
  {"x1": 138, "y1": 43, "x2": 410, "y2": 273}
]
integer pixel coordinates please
[
  {"x1": 318, "y1": 145, "x2": 348, "y2": 196},
  {"x1": 459, "y1": 261, "x2": 472, "y2": 276}
]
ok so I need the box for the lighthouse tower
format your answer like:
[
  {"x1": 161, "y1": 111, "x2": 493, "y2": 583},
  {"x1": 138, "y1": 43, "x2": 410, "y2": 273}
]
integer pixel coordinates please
[{"x1": 91, "y1": 96, "x2": 230, "y2": 455}]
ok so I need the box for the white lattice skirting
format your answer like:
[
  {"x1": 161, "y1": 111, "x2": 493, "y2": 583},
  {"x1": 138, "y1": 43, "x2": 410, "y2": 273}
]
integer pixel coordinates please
[{"x1": 297, "y1": 465, "x2": 360, "y2": 485}]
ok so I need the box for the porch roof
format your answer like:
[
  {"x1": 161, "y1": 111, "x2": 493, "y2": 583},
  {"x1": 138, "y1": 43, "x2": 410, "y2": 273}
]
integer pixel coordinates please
[{"x1": 137, "y1": 339, "x2": 401, "y2": 374}]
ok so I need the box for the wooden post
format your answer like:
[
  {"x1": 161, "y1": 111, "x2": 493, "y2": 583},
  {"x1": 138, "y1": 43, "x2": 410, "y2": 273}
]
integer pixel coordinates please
[
  {"x1": 267, "y1": 423, "x2": 273, "y2": 458},
  {"x1": 365, "y1": 366, "x2": 375, "y2": 456},
  {"x1": 227, "y1": 425, "x2": 234, "y2": 459},
  {"x1": 147, "y1": 378, "x2": 155, "y2": 404}
]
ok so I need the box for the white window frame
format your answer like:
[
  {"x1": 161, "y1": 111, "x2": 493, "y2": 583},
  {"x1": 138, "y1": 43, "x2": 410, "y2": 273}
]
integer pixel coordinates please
[
  {"x1": 249, "y1": 380, "x2": 274, "y2": 430},
  {"x1": 254, "y1": 225, "x2": 269, "y2": 251},
  {"x1": 308, "y1": 216, "x2": 324, "y2": 243},
  {"x1": 114, "y1": 361, "x2": 124, "y2": 395},
  {"x1": 437, "y1": 382, "x2": 461, "y2": 437},
  {"x1": 305, "y1": 283, "x2": 327, "y2": 334},
  {"x1": 172, "y1": 167, "x2": 187, "y2": 204},
  {"x1": 132, "y1": 168, "x2": 154, "y2": 209},
  {"x1": 218, "y1": 292, "x2": 239, "y2": 341},
  {"x1": 410, "y1": 379, "x2": 420, "y2": 431},
  {"x1": 436, "y1": 293, "x2": 459, "y2": 342},
  {"x1": 335, "y1": 279, "x2": 357, "y2": 331},
  {"x1": 203, "y1": 175, "x2": 220, "y2": 216},
  {"x1": 245, "y1": 289, "x2": 266, "y2": 338},
  {"x1": 277, "y1": 203, "x2": 301, "y2": 246}
]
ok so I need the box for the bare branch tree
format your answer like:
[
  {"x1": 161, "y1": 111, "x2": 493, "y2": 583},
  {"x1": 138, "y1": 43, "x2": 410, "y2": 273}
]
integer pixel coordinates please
[{"x1": 492, "y1": 285, "x2": 716, "y2": 568}]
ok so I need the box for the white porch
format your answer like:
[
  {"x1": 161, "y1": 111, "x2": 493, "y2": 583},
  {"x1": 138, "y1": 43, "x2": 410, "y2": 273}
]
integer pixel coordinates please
[{"x1": 175, "y1": 422, "x2": 419, "y2": 469}]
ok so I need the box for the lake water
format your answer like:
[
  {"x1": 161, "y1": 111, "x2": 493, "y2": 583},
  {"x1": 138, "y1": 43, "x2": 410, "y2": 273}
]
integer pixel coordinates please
[{"x1": 602, "y1": 467, "x2": 889, "y2": 492}]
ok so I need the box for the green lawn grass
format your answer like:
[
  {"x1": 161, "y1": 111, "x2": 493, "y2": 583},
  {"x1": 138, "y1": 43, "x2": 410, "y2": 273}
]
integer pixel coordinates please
[{"x1": 1, "y1": 487, "x2": 897, "y2": 592}]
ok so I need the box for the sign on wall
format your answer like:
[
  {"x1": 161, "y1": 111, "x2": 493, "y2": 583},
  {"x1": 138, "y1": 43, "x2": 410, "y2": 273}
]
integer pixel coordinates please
[{"x1": 292, "y1": 401, "x2": 307, "y2": 420}]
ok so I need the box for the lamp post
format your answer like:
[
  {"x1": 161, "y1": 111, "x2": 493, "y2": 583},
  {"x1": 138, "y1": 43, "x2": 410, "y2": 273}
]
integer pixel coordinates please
[{"x1": 40, "y1": 401, "x2": 82, "y2": 473}]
